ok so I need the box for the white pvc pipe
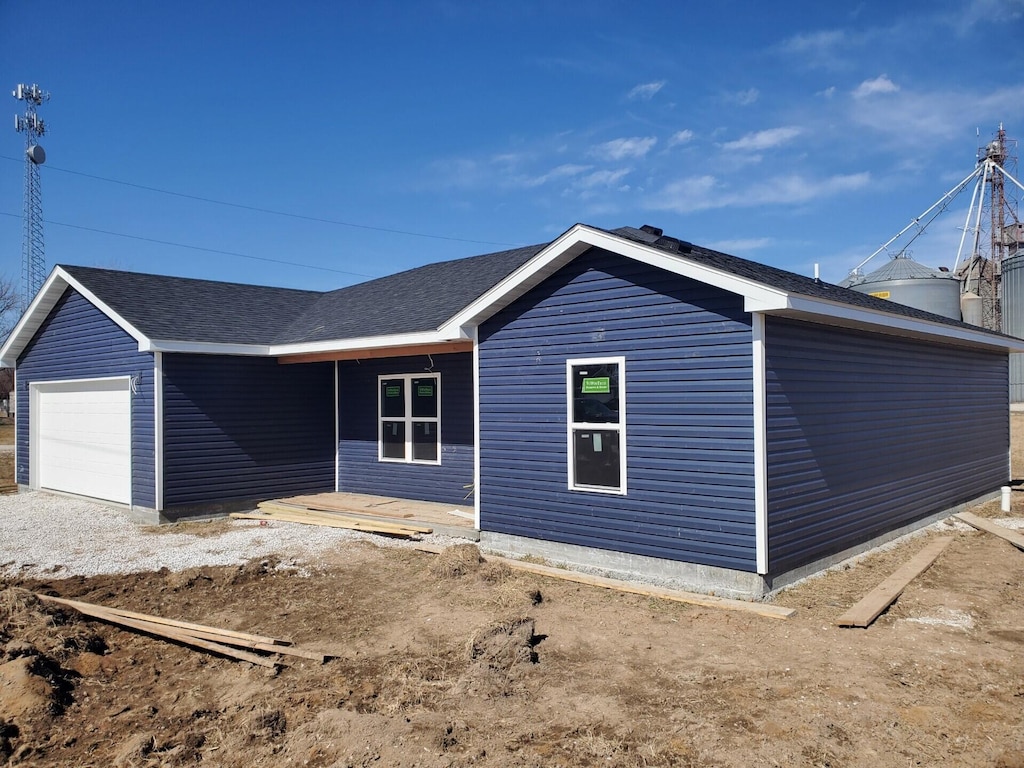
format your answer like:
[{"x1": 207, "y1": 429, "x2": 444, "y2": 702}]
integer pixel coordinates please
[{"x1": 1001, "y1": 485, "x2": 1011, "y2": 513}]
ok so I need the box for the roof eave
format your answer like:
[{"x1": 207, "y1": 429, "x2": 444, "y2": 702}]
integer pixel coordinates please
[
  {"x1": 437, "y1": 223, "x2": 789, "y2": 337},
  {"x1": 762, "y1": 294, "x2": 1024, "y2": 352},
  {"x1": 269, "y1": 329, "x2": 466, "y2": 358},
  {"x1": 0, "y1": 266, "x2": 153, "y2": 368}
]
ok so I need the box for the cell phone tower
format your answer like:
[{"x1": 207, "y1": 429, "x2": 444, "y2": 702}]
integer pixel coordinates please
[{"x1": 13, "y1": 83, "x2": 49, "y2": 312}]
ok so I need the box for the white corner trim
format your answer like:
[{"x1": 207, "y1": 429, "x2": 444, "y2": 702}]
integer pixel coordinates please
[
  {"x1": 154, "y1": 352, "x2": 164, "y2": 512},
  {"x1": 334, "y1": 361, "x2": 340, "y2": 493},
  {"x1": 472, "y1": 327, "x2": 481, "y2": 530},
  {"x1": 752, "y1": 314, "x2": 768, "y2": 575}
]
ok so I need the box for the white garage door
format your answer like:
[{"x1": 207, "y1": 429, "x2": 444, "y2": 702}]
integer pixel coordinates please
[{"x1": 35, "y1": 378, "x2": 132, "y2": 504}]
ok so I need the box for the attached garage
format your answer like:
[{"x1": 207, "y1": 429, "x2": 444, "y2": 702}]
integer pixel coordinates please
[{"x1": 32, "y1": 378, "x2": 132, "y2": 504}]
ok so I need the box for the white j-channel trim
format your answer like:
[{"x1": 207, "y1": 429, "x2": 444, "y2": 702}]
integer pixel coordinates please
[
  {"x1": 566, "y1": 356, "x2": 627, "y2": 495},
  {"x1": 752, "y1": 314, "x2": 768, "y2": 575},
  {"x1": 154, "y1": 352, "x2": 164, "y2": 511},
  {"x1": 334, "y1": 361, "x2": 340, "y2": 493},
  {"x1": 472, "y1": 327, "x2": 481, "y2": 530}
]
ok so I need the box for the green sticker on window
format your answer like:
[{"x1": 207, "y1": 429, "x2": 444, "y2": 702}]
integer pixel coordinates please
[
  {"x1": 581, "y1": 377, "x2": 610, "y2": 394},
  {"x1": 417, "y1": 385, "x2": 434, "y2": 397},
  {"x1": 385, "y1": 385, "x2": 401, "y2": 397}
]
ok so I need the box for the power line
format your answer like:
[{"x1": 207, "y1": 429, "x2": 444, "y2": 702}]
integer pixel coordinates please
[
  {"x1": 0, "y1": 211, "x2": 377, "y2": 278},
  {"x1": 0, "y1": 153, "x2": 522, "y2": 248}
]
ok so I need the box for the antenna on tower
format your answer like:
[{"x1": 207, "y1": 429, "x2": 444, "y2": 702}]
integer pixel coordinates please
[{"x1": 13, "y1": 83, "x2": 49, "y2": 312}]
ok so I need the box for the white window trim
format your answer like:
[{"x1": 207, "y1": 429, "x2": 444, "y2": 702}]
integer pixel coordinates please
[
  {"x1": 377, "y1": 372, "x2": 442, "y2": 466},
  {"x1": 566, "y1": 356, "x2": 627, "y2": 495}
]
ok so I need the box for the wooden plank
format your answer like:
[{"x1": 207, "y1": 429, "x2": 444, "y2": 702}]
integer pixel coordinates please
[
  {"x1": 280, "y1": 494, "x2": 415, "y2": 519},
  {"x1": 954, "y1": 512, "x2": 1024, "y2": 551},
  {"x1": 253, "y1": 504, "x2": 429, "y2": 532},
  {"x1": 232, "y1": 510, "x2": 425, "y2": 537},
  {"x1": 835, "y1": 536, "x2": 954, "y2": 628},
  {"x1": 38, "y1": 596, "x2": 283, "y2": 668},
  {"x1": 38, "y1": 595, "x2": 291, "y2": 645},
  {"x1": 416, "y1": 545, "x2": 794, "y2": 619},
  {"x1": 258, "y1": 502, "x2": 426, "y2": 530},
  {"x1": 253, "y1": 503, "x2": 433, "y2": 534}
]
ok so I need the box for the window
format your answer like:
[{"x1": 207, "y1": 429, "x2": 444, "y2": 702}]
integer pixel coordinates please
[
  {"x1": 567, "y1": 357, "x2": 626, "y2": 493},
  {"x1": 379, "y1": 373, "x2": 440, "y2": 464}
]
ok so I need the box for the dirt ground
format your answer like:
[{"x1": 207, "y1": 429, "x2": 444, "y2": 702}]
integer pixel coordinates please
[{"x1": 2, "y1": 422, "x2": 1024, "y2": 766}]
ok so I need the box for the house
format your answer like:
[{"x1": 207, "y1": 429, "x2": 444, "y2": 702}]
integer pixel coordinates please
[{"x1": 2, "y1": 223, "x2": 1020, "y2": 597}]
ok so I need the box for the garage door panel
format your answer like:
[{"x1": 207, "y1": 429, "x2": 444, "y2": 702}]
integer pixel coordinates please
[{"x1": 36, "y1": 380, "x2": 131, "y2": 504}]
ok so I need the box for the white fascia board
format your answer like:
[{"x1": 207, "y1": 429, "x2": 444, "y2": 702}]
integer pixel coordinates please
[
  {"x1": 772, "y1": 295, "x2": 1024, "y2": 352},
  {"x1": 1, "y1": 267, "x2": 152, "y2": 367},
  {"x1": 143, "y1": 339, "x2": 272, "y2": 356},
  {"x1": 438, "y1": 224, "x2": 790, "y2": 336},
  {"x1": 268, "y1": 330, "x2": 463, "y2": 357}
]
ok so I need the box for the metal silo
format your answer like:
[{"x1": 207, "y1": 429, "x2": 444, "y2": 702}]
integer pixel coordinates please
[
  {"x1": 840, "y1": 255, "x2": 961, "y2": 320},
  {"x1": 1001, "y1": 251, "x2": 1024, "y2": 402}
]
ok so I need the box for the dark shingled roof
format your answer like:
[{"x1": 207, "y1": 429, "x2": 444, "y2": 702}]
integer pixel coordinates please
[
  {"x1": 60, "y1": 243, "x2": 544, "y2": 346},
  {"x1": 59, "y1": 225, "x2": 1008, "y2": 348},
  {"x1": 61, "y1": 265, "x2": 322, "y2": 345},
  {"x1": 275, "y1": 243, "x2": 545, "y2": 344},
  {"x1": 607, "y1": 226, "x2": 998, "y2": 334}
]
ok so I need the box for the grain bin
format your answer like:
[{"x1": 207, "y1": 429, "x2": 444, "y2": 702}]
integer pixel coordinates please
[
  {"x1": 1001, "y1": 251, "x2": 1024, "y2": 402},
  {"x1": 840, "y1": 255, "x2": 961, "y2": 320}
]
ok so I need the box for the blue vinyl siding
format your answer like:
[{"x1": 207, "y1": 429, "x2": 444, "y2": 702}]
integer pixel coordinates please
[
  {"x1": 478, "y1": 248, "x2": 757, "y2": 571},
  {"x1": 336, "y1": 353, "x2": 474, "y2": 506},
  {"x1": 16, "y1": 289, "x2": 156, "y2": 507},
  {"x1": 162, "y1": 355, "x2": 334, "y2": 506},
  {"x1": 765, "y1": 318, "x2": 1010, "y2": 574}
]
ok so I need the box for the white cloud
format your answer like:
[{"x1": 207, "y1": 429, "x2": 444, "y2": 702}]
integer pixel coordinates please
[
  {"x1": 669, "y1": 129, "x2": 695, "y2": 146},
  {"x1": 707, "y1": 237, "x2": 773, "y2": 253},
  {"x1": 853, "y1": 74, "x2": 900, "y2": 98},
  {"x1": 628, "y1": 81, "x2": 666, "y2": 101},
  {"x1": 746, "y1": 172, "x2": 871, "y2": 205},
  {"x1": 519, "y1": 163, "x2": 591, "y2": 188},
  {"x1": 576, "y1": 168, "x2": 631, "y2": 189},
  {"x1": 778, "y1": 29, "x2": 847, "y2": 56},
  {"x1": 647, "y1": 172, "x2": 870, "y2": 213},
  {"x1": 591, "y1": 136, "x2": 658, "y2": 161},
  {"x1": 645, "y1": 175, "x2": 721, "y2": 213},
  {"x1": 847, "y1": 83, "x2": 1024, "y2": 144},
  {"x1": 729, "y1": 88, "x2": 760, "y2": 106},
  {"x1": 818, "y1": 86, "x2": 836, "y2": 98},
  {"x1": 721, "y1": 127, "x2": 803, "y2": 152}
]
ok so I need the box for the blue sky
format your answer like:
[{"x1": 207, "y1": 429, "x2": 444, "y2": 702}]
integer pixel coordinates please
[{"x1": 2, "y1": 0, "x2": 1023, "y2": 297}]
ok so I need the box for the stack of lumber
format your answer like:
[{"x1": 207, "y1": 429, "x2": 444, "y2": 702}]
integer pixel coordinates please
[
  {"x1": 281, "y1": 494, "x2": 415, "y2": 519},
  {"x1": 230, "y1": 501, "x2": 433, "y2": 538},
  {"x1": 37, "y1": 594, "x2": 327, "y2": 668}
]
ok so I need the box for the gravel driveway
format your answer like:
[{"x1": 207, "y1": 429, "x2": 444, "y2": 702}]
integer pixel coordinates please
[{"x1": 0, "y1": 491, "x2": 457, "y2": 578}]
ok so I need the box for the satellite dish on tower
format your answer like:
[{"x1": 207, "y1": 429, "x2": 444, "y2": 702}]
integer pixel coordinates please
[{"x1": 26, "y1": 144, "x2": 45, "y2": 164}]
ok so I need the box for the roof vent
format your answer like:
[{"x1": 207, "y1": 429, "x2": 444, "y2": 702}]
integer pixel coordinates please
[
  {"x1": 640, "y1": 224, "x2": 664, "y2": 237},
  {"x1": 655, "y1": 235, "x2": 692, "y2": 253}
]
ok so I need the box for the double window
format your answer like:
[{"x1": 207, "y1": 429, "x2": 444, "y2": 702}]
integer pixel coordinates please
[
  {"x1": 378, "y1": 374, "x2": 440, "y2": 464},
  {"x1": 567, "y1": 357, "x2": 626, "y2": 494}
]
